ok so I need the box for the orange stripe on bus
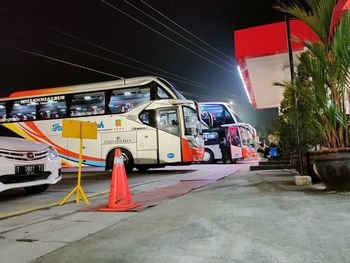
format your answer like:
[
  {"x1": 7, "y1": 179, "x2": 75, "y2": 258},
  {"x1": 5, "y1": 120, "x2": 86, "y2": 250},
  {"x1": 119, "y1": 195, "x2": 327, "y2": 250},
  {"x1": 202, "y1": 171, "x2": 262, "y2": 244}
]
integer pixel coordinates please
[
  {"x1": 9, "y1": 87, "x2": 72, "y2": 98},
  {"x1": 181, "y1": 138, "x2": 193, "y2": 162},
  {"x1": 22, "y1": 122, "x2": 104, "y2": 162}
]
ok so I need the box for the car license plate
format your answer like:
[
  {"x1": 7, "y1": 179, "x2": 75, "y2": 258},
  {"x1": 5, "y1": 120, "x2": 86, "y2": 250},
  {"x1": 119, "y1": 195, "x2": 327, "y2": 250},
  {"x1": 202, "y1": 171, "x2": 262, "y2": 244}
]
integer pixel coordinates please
[{"x1": 15, "y1": 165, "x2": 44, "y2": 175}]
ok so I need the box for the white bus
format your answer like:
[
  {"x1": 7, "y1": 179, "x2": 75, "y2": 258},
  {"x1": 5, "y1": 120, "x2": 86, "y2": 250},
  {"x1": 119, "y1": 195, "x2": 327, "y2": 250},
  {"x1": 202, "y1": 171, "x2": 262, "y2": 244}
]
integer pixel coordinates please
[
  {"x1": 198, "y1": 102, "x2": 242, "y2": 163},
  {"x1": 0, "y1": 76, "x2": 204, "y2": 172}
]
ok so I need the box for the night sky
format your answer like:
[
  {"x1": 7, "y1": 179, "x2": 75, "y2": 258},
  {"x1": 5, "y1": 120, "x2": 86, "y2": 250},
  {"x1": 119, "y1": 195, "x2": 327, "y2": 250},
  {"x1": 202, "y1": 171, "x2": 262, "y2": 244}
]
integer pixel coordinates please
[{"x1": 0, "y1": 0, "x2": 286, "y2": 136}]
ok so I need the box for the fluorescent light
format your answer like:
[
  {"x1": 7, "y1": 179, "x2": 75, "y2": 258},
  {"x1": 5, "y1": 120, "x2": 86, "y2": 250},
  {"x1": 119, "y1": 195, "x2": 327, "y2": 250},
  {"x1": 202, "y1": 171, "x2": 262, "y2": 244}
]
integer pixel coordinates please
[
  {"x1": 84, "y1": 96, "x2": 91, "y2": 100},
  {"x1": 124, "y1": 92, "x2": 131, "y2": 95},
  {"x1": 237, "y1": 65, "x2": 252, "y2": 104}
]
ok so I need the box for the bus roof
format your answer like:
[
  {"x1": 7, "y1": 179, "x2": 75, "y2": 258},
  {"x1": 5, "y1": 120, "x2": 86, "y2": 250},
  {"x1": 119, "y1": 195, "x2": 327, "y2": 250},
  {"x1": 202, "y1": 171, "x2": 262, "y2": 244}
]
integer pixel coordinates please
[
  {"x1": 0, "y1": 76, "x2": 161, "y2": 101},
  {"x1": 198, "y1": 101, "x2": 237, "y2": 112}
]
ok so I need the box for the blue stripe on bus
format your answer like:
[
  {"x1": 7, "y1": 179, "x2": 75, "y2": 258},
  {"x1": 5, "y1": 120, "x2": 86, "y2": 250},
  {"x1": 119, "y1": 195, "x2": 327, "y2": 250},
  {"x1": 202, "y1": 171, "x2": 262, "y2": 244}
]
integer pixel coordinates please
[{"x1": 59, "y1": 154, "x2": 105, "y2": 167}]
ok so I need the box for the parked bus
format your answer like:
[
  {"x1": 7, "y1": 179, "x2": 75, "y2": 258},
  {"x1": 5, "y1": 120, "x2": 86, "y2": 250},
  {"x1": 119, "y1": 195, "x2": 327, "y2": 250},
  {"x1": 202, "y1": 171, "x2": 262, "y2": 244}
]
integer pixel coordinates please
[
  {"x1": 223, "y1": 123, "x2": 258, "y2": 161},
  {"x1": 0, "y1": 76, "x2": 204, "y2": 172},
  {"x1": 199, "y1": 102, "x2": 242, "y2": 128},
  {"x1": 201, "y1": 122, "x2": 258, "y2": 164},
  {"x1": 198, "y1": 102, "x2": 241, "y2": 163}
]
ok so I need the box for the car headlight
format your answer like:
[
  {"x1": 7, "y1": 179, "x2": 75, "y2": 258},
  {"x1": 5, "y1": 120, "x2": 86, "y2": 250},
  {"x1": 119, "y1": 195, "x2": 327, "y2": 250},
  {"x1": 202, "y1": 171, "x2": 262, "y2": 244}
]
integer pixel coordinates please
[{"x1": 49, "y1": 146, "x2": 59, "y2": 159}]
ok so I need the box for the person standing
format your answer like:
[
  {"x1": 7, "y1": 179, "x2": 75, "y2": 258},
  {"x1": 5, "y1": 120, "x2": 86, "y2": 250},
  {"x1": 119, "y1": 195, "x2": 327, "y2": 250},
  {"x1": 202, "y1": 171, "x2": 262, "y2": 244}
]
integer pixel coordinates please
[{"x1": 219, "y1": 137, "x2": 230, "y2": 164}]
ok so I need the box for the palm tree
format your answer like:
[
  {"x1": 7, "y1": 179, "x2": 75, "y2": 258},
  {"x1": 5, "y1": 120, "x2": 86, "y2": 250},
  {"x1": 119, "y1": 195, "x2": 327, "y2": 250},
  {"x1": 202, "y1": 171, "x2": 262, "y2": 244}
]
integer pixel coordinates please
[{"x1": 276, "y1": 0, "x2": 350, "y2": 148}]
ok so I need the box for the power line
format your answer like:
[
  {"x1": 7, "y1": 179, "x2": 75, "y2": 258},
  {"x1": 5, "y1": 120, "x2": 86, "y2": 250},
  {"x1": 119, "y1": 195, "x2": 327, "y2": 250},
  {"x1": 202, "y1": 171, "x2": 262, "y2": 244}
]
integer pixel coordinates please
[
  {"x1": 0, "y1": 8, "x2": 217, "y2": 90},
  {"x1": 140, "y1": 0, "x2": 236, "y2": 64},
  {"x1": 0, "y1": 43, "x2": 236, "y2": 103},
  {"x1": 0, "y1": 43, "x2": 123, "y2": 79},
  {"x1": 0, "y1": 7, "x2": 240, "y2": 99},
  {"x1": 40, "y1": 28, "x2": 207, "y2": 88},
  {"x1": 99, "y1": 0, "x2": 235, "y2": 74},
  {"x1": 123, "y1": 0, "x2": 233, "y2": 68},
  {"x1": 1, "y1": 27, "x2": 234, "y2": 97}
]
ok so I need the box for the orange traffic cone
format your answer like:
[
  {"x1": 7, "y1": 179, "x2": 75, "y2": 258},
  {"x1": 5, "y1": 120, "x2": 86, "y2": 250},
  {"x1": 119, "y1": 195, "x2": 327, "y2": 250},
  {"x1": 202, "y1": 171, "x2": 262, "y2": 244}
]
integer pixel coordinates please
[{"x1": 99, "y1": 148, "x2": 140, "y2": 211}]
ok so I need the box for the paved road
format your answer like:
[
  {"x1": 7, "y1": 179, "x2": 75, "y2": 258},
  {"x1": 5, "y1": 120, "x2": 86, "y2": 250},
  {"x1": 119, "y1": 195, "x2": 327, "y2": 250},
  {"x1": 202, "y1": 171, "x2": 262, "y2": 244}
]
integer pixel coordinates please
[
  {"x1": 0, "y1": 163, "x2": 249, "y2": 263},
  {"x1": 2, "y1": 164, "x2": 350, "y2": 263},
  {"x1": 0, "y1": 163, "x2": 251, "y2": 217},
  {"x1": 33, "y1": 169, "x2": 350, "y2": 263}
]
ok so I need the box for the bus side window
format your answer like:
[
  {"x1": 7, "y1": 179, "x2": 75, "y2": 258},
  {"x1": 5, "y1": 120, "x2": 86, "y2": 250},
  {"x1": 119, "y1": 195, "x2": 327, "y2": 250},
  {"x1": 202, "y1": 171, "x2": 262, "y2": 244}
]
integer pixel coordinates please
[
  {"x1": 156, "y1": 86, "x2": 170, "y2": 99},
  {"x1": 158, "y1": 108, "x2": 180, "y2": 136},
  {"x1": 139, "y1": 110, "x2": 156, "y2": 128},
  {"x1": 223, "y1": 107, "x2": 234, "y2": 123},
  {"x1": 109, "y1": 87, "x2": 150, "y2": 114},
  {"x1": 0, "y1": 102, "x2": 6, "y2": 122},
  {"x1": 39, "y1": 97, "x2": 67, "y2": 119},
  {"x1": 10, "y1": 100, "x2": 36, "y2": 121},
  {"x1": 70, "y1": 92, "x2": 105, "y2": 117},
  {"x1": 139, "y1": 111, "x2": 150, "y2": 125}
]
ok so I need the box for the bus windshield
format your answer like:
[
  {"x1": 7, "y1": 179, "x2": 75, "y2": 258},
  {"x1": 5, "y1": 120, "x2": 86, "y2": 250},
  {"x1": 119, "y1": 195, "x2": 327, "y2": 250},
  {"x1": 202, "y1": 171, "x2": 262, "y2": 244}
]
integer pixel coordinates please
[
  {"x1": 200, "y1": 104, "x2": 235, "y2": 127},
  {"x1": 183, "y1": 106, "x2": 198, "y2": 136},
  {"x1": 157, "y1": 78, "x2": 186, "y2": 100}
]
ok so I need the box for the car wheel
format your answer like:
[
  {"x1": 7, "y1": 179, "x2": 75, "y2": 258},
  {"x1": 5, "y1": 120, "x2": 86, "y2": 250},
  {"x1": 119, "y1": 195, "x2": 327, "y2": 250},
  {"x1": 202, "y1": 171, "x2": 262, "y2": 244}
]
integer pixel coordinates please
[
  {"x1": 107, "y1": 148, "x2": 134, "y2": 173},
  {"x1": 202, "y1": 148, "x2": 214, "y2": 164},
  {"x1": 24, "y1": 184, "x2": 49, "y2": 194}
]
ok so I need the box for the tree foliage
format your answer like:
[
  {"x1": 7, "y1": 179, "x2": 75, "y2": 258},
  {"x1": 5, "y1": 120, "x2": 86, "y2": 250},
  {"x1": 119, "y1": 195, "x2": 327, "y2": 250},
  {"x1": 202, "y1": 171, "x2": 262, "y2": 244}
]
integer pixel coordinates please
[
  {"x1": 276, "y1": 0, "x2": 350, "y2": 149},
  {"x1": 275, "y1": 61, "x2": 323, "y2": 152}
]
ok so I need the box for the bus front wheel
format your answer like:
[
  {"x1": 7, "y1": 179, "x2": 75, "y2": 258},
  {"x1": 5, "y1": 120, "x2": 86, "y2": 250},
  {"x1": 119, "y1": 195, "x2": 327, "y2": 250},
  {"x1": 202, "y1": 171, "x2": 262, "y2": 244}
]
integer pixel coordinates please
[
  {"x1": 107, "y1": 148, "x2": 134, "y2": 173},
  {"x1": 202, "y1": 148, "x2": 214, "y2": 164}
]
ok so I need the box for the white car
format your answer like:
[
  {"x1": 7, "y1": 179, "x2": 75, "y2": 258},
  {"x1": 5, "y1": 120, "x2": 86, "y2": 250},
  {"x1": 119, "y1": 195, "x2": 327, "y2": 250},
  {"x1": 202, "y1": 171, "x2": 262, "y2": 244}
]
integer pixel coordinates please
[{"x1": 0, "y1": 136, "x2": 61, "y2": 193}]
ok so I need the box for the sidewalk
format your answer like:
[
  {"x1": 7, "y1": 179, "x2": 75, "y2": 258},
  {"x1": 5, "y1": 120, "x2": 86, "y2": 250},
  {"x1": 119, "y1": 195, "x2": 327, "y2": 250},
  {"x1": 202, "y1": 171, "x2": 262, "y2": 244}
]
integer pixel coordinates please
[{"x1": 34, "y1": 167, "x2": 350, "y2": 263}]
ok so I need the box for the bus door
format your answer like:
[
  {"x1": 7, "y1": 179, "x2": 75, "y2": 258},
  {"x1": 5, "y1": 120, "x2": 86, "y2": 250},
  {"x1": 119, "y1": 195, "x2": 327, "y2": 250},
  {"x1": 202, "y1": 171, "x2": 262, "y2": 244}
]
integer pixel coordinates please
[
  {"x1": 136, "y1": 111, "x2": 158, "y2": 165},
  {"x1": 227, "y1": 126, "x2": 242, "y2": 159},
  {"x1": 157, "y1": 108, "x2": 181, "y2": 163},
  {"x1": 239, "y1": 126, "x2": 250, "y2": 159},
  {"x1": 136, "y1": 127, "x2": 157, "y2": 164}
]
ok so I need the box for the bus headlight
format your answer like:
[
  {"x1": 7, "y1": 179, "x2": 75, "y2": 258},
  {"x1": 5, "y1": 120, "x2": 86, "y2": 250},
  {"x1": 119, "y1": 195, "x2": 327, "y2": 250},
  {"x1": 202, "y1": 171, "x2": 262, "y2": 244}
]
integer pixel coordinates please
[{"x1": 49, "y1": 146, "x2": 59, "y2": 159}]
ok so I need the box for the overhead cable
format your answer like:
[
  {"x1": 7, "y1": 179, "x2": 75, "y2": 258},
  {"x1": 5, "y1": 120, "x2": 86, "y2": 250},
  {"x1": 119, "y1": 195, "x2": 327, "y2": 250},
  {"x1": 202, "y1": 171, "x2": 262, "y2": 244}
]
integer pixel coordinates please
[
  {"x1": 0, "y1": 43, "x2": 232, "y2": 102},
  {"x1": 99, "y1": 0, "x2": 235, "y2": 74},
  {"x1": 123, "y1": 0, "x2": 233, "y2": 68},
  {"x1": 2, "y1": 28, "x2": 231, "y2": 94},
  {"x1": 140, "y1": 0, "x2": 236, "y2": 63},
  {"x1": 0, "y1": 8, "x2": 239, "y2": 99},
  {"x1": 0, "y1": 8, "x2": 215, "y2": 90},
  {"x1": 0, "y1": 43, "x2": 123, "y2": 79}
]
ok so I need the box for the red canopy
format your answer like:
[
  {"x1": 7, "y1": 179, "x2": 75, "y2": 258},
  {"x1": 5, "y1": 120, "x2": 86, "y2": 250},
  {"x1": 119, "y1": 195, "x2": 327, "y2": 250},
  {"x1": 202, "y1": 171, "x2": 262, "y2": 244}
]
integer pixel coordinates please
[
  {"x1": 331, "y1": 0, "x2": 350, "y2": 35},
  {"x1": 234, "y1": 20, "x2": 318, "y2": 109}
]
